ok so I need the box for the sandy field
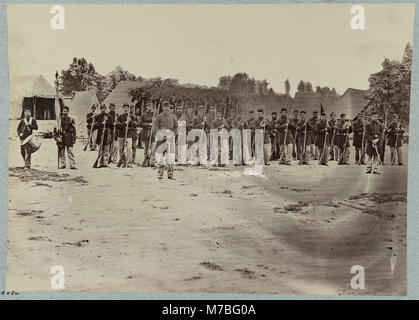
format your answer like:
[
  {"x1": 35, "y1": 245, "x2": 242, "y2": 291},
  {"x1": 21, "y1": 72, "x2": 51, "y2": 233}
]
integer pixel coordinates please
[{"x1": 6, "y1": 135, "x2": 407, "y2": 295}]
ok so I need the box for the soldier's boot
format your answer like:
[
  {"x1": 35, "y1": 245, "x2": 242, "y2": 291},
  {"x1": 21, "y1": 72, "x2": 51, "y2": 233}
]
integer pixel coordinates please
[
  {"x1": 157, "y1": 165, "x2": 164, "y2": 179},
  {"x1": 167, "y1": 165, "x2": 175, "y2": 180}
]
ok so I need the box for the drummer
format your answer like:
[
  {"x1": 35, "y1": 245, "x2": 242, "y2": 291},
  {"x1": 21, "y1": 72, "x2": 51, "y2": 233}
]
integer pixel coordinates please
[{"x1": 17, "y1": 107, "x2": 38, "y2": 169}]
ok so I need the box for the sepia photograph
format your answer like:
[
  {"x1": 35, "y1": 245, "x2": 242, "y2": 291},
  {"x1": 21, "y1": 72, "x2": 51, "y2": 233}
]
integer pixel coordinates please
[{"x1": 5, "y1": 3, "x2": 414, "y2": 295}]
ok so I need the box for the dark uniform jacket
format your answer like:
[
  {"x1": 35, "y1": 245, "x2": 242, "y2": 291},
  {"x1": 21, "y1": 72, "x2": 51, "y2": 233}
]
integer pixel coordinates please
[
  {"x1": 251, "y1": 117, "x2": 271, "y2": 144},
  {"x1": 86, "y1": 112, "x2": 95, "y2": 133},
  {"x1": 54, "y1": 116, "x2": 76, "y2": 147},
  {"x1": 107, "y1": 110, "x2": 118, "y2": 141},
  {"x1": 93, "y1": 112, "x2": 113, "y2": 145},
  {"x1": 140, "y1": 112, "x2": 154, "y2": 142},
  {"x1": 387, "y1": 122, "x2": 404, "y2": 148},
  {"x1": 154, "y1": 112, "x2": 178, "y2": 131},
  {"x1": 290, "y1": 118, "x2": 299, "y2": 142},
  {"x1": 315, "y1": 119, "x2": 329, "y2": 148},
  {"x1": 129, "y1": 112, "x2": 139, "y2": 141},
  {"x1": 306, "y1": 117, "x2": 317, "y2": 144},
  {"x1": 328, "y1": 119, "x2": 337, "y2": 145},
  {"x1": 335, "y1": 120, "x2": 352, "y2": 149},
  {"x1": 185, "y1": 113, "x2": 194, "y2": 132},
  {"x1": 352, "y1": 119, "x2": 364, "y2": 148},
  {"x1": 276, "y1": 116, "x2": 294, "y2": 145},
  {"x1": 365, "y1": 120, "x2": 383, "y2": 156},
  {"x1": 17, "y1": 117, "x2": 38, "y2": 141},
  {"x1": 211, "y1": 118, "x2": 225, "y2": 130},
  {"x1": 296, "y1": 120, "x2": 311, "y2": 146},
  {"x1": 116, "y1": 113, "x2": 139, "y2": 139}
]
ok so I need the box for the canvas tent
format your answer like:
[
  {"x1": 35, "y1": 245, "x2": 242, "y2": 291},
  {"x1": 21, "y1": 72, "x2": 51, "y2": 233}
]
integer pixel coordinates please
[
  {"x1": 327, "y1": 88, "x2": 371, "y2": 119},
  {"x1": 291, "y1": 92, "x2": 338, "y2": 115},
  {"x1": 102, "y1": 80, "x2": 147, "y2": 114},
  {"x1": 70, "y1": 90, "x2": 100, "y2": 137},
  {"x1": 9, "y1": 75, "x2": 63, "y2": 120}
]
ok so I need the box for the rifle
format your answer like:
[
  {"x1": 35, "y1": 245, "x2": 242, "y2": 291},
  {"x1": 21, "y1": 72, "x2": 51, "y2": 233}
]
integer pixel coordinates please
[
  {"x1": 338, "y1": 123, "x2": 349, "y2": 165},
  {"x1": 320, "y1": 120, "x2": 329, "y2": 164},
  {"x1": 107, "y1": 111, "x2": 118, "y2": 164},
  {"x1": 93, "y1": 115, "x2": 107, "y2": 168},
  {"x1": 278, "y1": 112, "x2": 290, "y2": 164},
  {"x1": 117, "y1": 114, "x2": 130, "y2": 168},
  {"x1": 83, "y1": 115, "x2": 96, "y2": 151},
  {"x1": 360, "y1": 118, "x2": 366, "y2": 163},
  {"x1": 302, "y1": 122, "x2": 307, "y2": 162},
  {"x1": 146, "y1": 101, "x2": 159, "y2": 161},
  {"x1": 54, "y1": 71, "x2": 62, "y2": 169}
]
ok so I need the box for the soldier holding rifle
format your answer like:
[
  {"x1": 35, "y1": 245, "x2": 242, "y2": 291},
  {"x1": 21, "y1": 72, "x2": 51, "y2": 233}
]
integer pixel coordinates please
[
  {"x1": 107, "y1": 103, "x2": 118, "y2": 164},
  {"x1": 116, "y1": 103, "x2": 139, "y2": 168},
  {"x1": 86, "y1": 104, "x2": 97, "y2": 151},
  {"x1": 328, "y1": 112, "x2": 338, "y2": 161},
  {"x1": 296, "y1": 110, "x2": 310, "y2": 165},
  {"x1": 290, "y1": 110, "x2": 300, "y2": 160},
  {"x1": 352, "y1": 114, "x2": 366, "y2": 165},
  {"x1": 336, "y1": 113, "x2": 352, "y2": 165},
  {"x1": 140, "y1": 101, "x2": 156, "y2": 167},
  {"x1": 93, "y1": 104, "x2": 113, "y2": 168},
  {"x1": 54, "y1": 106, "x2": 77, "y2": 170},
  {"x1": 315, "y1": 110, "x2": 329, "y2": 166},
  {"x1": 387, "y1": 114, "x2": 404, "y2": 166},
  {"x1": 154, "y1": 101, "x2": 178, "y2": 180},
  {"x1": 365, "y1": 112, "x2": 383, "y2": 174},
  {"x1": 277, "y1": 107, "x2": 293, "y2": 166},
  {"x1": 268, "y1": 112, "x2": 279, "y2": 161}
]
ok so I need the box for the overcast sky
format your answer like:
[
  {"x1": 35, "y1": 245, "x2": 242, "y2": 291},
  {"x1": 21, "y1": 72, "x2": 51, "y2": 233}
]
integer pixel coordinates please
[{"x1": 7, "y1": 3, "x2": 415, "y2": 95}]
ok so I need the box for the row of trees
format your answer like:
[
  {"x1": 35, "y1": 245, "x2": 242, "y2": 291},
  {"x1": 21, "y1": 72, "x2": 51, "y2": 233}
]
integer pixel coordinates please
[
  {"x1": 217, "y1": 73, "x2": 273, "y2": 97},
  {"x1": 367, "y1": 43, "x2": 412, "y2": 125},
  {"x1": 57, "y1": 58, "x2": 142, "y2": 102}
]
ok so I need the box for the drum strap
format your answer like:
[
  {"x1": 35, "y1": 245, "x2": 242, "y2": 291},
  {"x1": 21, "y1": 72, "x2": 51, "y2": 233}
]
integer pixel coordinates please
[{"x1": 24, "y1": 117, "x2": 32, "y2": 126}]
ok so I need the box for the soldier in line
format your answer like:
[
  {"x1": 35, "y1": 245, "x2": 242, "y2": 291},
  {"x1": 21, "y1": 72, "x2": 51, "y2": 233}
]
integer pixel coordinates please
[
  {"x1": 190, "y1": 105, "x2": 208, "y2": 166},
  {"x1": 387, "y1": 114, "x2": 404, "y2": 166},
  {"x1": 365, "y1": 112, "x2": 383, "y2": 174},
  {"x1": 129, "y1": 105, "x2": 139, "y2": 164},
  {"x1": 276, "y1": 108, "x2": 293, "y2": 165},
  {"x1": 315, "y1": 111, "x2": 329, "y2": 166},
  {"x1": 296, "y1": 110, "x2": 310, "y2": 165},
  {"x1": 210, "y1": 110, "x2": 227, "y2": 167},
  {"x1": 54, "y1": 106, "x2": 77, "y2": 169},
  {"x1": 328, "y1": 112, "x2": 338, "y2": 161},
  {"x1": 309, "y1": 110, "x2": 319, "y2": 160},
  {"x1": 140, "y1": 102, "x2": 155, "y2": 167},
  {"x1": 116, "y1": 103, "x2": 139, "y2": 168},
  {"x1": 107, "y1": 103, "x2": 118, "y2": 164},
  {"x1": 154, "y1": 101, "x2": 178, "y2": 180},
  {"x1": 306, "y1": 111, "x2": 317, "y2": 161},
  {"x1": 290, "y1": 110, "x2": 300, "y2": 160},
  {"x1": 352, "y1": 115, "x2": 366, "y2": 165},
  {"x1": 93, "y1": 104, "x2": 113, "y2": 168},
  {"x1": 378, "y1": 114, "x2": 387, "y2": 164},
  {"x1": 250, "y1": 109, "x2": 272, "y2": 166},
  {"x1": 86, "y1": 104, "x2": 97, "y2": 151},
  {"x1": 17, "y1": 107, "x2": 38, "y2": 169},
  {"x1": 335, "y1": 114, "x2": 352, "y2": 165},
  {"x1": 247, "y1": 110, "x2": 256, "y2": 157},
  {"x1": 268, "y1": 112, "x2": 279, "y2": 161}
]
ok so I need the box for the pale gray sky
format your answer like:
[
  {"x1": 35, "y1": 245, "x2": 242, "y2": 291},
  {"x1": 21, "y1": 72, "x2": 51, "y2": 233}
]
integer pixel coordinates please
[{"x1": 7, "y1": 3, "x2": 415, "y2": 95}]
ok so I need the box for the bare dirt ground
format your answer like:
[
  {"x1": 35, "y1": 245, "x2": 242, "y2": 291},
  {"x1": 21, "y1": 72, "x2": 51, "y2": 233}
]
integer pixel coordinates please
[{"x1": 6, "y1": 136, "x2": 407, "y2": 295}]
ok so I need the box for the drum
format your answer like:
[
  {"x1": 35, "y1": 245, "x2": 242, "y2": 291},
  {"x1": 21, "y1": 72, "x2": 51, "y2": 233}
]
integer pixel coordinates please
[{"x1": 21, "y1": 135, "x2": 42, "y2": 153}]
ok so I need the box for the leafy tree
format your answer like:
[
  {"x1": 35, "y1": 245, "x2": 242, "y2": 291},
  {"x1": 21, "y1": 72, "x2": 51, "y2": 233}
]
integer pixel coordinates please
[
  {"x1": 106, "y1": 65, "x2": 138, "y2": 92},
  {"x1": 59, "y1": 57, "x2": 109, "y2": 101},
  {"x1": 368, "y1": 43, "x2": 412, "y2": 125}
]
